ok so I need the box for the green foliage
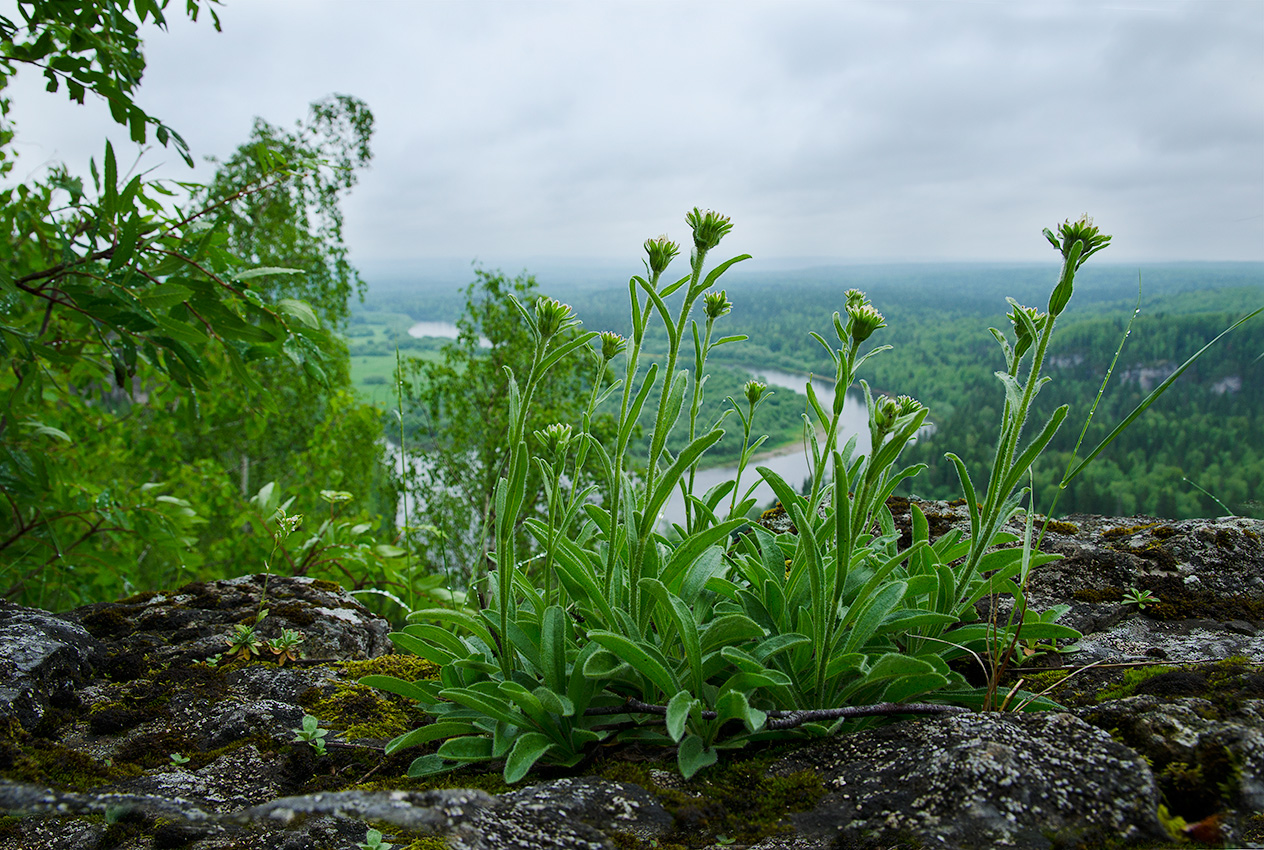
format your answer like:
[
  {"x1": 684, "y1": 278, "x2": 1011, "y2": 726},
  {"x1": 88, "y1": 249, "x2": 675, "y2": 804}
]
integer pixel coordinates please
[
  {"x1": 371, "y1": 210, "x2": 1110, "y2": 786},
  {"x1": 398, "y1": 269, "x2": 609, "y2": 587},
  {"x1": 196, "y1": 94, "x2": 375, "y2": 327},
  {"x1": 0, "y1": 1, "x2": 220, "y2": 174},
  {"x1": 0, "y1": 2, "x2": 399, "y2": 609}
]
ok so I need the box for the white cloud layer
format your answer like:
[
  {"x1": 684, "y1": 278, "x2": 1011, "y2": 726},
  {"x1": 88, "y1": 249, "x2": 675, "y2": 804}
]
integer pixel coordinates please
[{"x1": 6, "y1": 0, "x2": 1262, "y2": 267}]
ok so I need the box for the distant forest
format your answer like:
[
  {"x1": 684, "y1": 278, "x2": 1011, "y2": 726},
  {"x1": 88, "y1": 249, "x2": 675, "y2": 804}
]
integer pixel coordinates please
[{"x1": 360, "y1": 263, "x2": 1264, "y2": 519}]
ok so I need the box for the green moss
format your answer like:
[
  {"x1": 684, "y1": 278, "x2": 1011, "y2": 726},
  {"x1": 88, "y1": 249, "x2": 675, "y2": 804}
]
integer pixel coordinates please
[
  {"x1": 1043, "y1": 520, "x2": 1080, "y2": 535},
  {"x1": 266, "y1": 601, "x2": 317, "y2": 627},
  {"x1": 343, "y1": 654, "x2": 439, "y2": 681},
  {"x1": 310, "y1": 683, "x2": 418, "y2": 741},
  {"x1": 0, "y1": 733, "x2": 142, "y2": 789},
  {"x1": 1096, "y1": 665, "x2": 1175, "y2": 701},
  {"x1": 597, "y1": 753, "x2": 825, "y2": 848}
]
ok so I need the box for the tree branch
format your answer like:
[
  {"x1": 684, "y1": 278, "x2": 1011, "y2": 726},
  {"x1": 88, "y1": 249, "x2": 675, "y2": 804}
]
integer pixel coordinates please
[{"x1": 583, "y1": 698, "x2": 972, "y2": 730}]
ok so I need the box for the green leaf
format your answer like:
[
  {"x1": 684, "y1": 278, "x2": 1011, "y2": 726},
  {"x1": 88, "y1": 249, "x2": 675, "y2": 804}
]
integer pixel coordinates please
[
  {"x1": 277, "y1": 298, "x2": 320, "y2": 329},
  {"x1": 360, "y1": 674, "x2": 440, "y2": 704},
  {"x1": 715, "y1": 690, "x2": 766, "y2": 733},
  {"x1": 700, "y1": 614, "x2": 766, "y2": 655},
  {"x1": 677, "y1": 734, "x2": 718, "y2": 779},
  {"x1": 504, "y1": 732, "x2": 555, "y2": 784},
  {"x1": 587, "y1": 630, "x2": 680, "y2": 697},
  {"x1": 235, "y1": 266, "x2": 304, "y2": 281},
  {"x1": 440, "y1": 688, "x2": 528, "y2": 728},
  {"x1": 435, "y1": 736, "x2": 495, "y2": 762},
  {"x1": 384, "y1": 721, "x2": 475, "y2": 755},
  {"x1": 666, "y1": 691, "x2": 698, "y2": 743},
  {"x1": 407, "y1": 754, "x2": 455, "y2": 777}
]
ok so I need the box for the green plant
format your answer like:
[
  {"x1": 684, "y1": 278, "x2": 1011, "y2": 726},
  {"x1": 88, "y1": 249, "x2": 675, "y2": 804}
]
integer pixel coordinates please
[
  {"x1": 224, "y1": 623, "x2": 263, "y2": 663},
  {"x1": 367, "y1": 210, "x2": 1214, "y2": 785},
  {"x1": 168, "y1": 752, "x2": 189, "y2": 767},
  {"x1": 291, "y1": 714, "x2": 330, "y2": 757},
  {"x1": 266, "y1": 628, "x2": 305, "y2": 666},
  {"x1": 357, "y1": 827, "x2": 393, "y2": 850},
  {"x1": 1122, "y1": 587, "x2": 1158, "y2": 611}
]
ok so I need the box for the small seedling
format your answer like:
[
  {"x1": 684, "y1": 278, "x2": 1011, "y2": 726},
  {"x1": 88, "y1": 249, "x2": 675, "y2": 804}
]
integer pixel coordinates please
[
  {"x1": 266, "y1": 628, "x2": 305, "y2": 666},
  {"x1": 169, "y1": 752, "x2": 190, "y2": 766},
  {"x1": 1123, "y1": 587, "x2": 1158, "y2": 610},
  {"x1": 224, "y1": 622, "x2": 264, "y2": 662},
  {"x1": 357, "y1": 827, "x2": 393, "y2": 850},
  {"x1": 291, "y1": 714, "x2": 330, "y2": 756}
]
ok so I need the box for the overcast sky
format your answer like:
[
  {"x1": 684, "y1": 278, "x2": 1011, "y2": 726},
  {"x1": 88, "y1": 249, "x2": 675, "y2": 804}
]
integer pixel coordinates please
[{"x1": 7, "y1": 0, "x2": 1263, "y2": 272}]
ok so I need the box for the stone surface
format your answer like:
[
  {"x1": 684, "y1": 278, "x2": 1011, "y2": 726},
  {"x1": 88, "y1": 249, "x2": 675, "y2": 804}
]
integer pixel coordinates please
[
  {"x1": 769, "y1": 711, "x2": 1170, "y2": 850},
  {"x1": 0, "y1": 601, "x2": 106, "y2": 732},
  {"x1": 59, "y1": 573, "x2": 393, "y2": 668}
]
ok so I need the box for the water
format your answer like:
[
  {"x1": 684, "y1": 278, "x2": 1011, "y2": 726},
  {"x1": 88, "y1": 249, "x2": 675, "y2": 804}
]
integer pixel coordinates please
[{"x1": 408, "y1": 320, "x2": 489, "y2": 348}]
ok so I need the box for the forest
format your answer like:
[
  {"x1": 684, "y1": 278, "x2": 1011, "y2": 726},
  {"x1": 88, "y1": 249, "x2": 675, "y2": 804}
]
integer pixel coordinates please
[{"x1": 362, "y1": 263, "x2": 1264, "y2": 526}]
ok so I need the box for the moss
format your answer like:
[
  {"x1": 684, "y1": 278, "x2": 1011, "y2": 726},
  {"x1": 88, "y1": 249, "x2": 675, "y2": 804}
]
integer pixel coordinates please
[
  {"x1": 0, "y1": 733, "x2": 142, "y2": 789},
  {"x1": 267, "y1": 600, "x2": 317, "y2": 627},
  {"x1": 342, "y1": 654, "x2": 439, "y2": 681},
  {"x1": 1151, "y1": 525, "x2": 1180, "y2": 540},
  {"x1": 1140, "y1": 578, "x2": 1264, "y2": 622},
  {"x1": 116, "y1": 590, "x2": 161, "y2": 605},
  {"x1": 1096, "y1": 665, "x2": 1176, "y2": 701},
  {"x1": 311, "y1": 578, "x2": 344, "y2": 593},
  {"x1": 397, "y1": 839, "x2": 451, "y2": 850},
  {"x1": 309, "y1": 683, "x2": 417, "y2": 741},
  {"x1": 1043, "y1": 520, "x2": 1080, "y2": 535},
  {"x1": 1102, "y1": 523, "x2": 1161, "y2": 540},
  {"x1": 597, "y1": 752, "x2": 825, "y2": 848},
  {"x1": 79, "y1": 607, "x2": 137, "y2": 639}
]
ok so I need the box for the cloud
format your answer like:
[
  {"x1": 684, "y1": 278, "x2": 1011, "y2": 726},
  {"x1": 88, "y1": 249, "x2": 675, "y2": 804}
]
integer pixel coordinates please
[{"x1": 5, "y1": 0, "x2": 1261, "y2": 264}]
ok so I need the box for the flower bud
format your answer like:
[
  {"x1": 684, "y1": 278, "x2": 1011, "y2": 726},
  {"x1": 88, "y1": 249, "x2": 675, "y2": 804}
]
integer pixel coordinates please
[
  {"x1": 534, "y1": 297, "x2": 574, "y2": 340},
  {"x1": 844, "y1": 289, "x2": 867, "y2": 310},
  {"x1": 896, "y1": 394, "x2": 922, "y2": 416},
  {"x1": 598, "y1": 330, "x2": 626, "y2": 362},
  {"x1": 703, "y1": 289, "x2": 732, "y2": 321},
  {"x1": 743, "y1": 380, "x2": 767, "y2": 406},
  {"x1": 685, "y1": 207, "x2": 733, "y2": 253},
  {"x1": 643, "y1": 235, "x2": 680, "y2": 277},
  {"x1": 874, "y1": 395, "x2": 900, "y2": 433},
  {"x1": 847, "y1": 303, "x2": 886, "y2": 344},
  {"x1": 1007, "y1": 305, "x2": 1046, "y2": 360},
  {"x1": 1044, "y1": 214, "x2": 1111, "y2": 270},
  {"x1": 534, "y1": 422, "x2": 573, "y2": 458}
]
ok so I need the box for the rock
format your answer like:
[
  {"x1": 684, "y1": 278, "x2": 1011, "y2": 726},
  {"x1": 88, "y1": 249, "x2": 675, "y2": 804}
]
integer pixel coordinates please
[
  {"x1": 452, "y1": 778, "x2": 673, "y2": 850},
  {"x1": 60, "y1": 574, "x2": 393, "y2": 668},
  {"x1": 0, "y1": 601, "x2": 106, "y2": 732},
  {"x1": 768, "y1": 711, "x2": 1170, "y2": 850},
  {"x1": 1076, "y1": 695, "x2": 1264, "y2": 818}
]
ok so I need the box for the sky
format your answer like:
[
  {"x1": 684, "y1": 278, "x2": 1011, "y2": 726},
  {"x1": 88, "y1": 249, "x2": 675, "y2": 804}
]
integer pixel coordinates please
[{"x1": 6, "y1": 0, "x2": 1263, "y2": 274}]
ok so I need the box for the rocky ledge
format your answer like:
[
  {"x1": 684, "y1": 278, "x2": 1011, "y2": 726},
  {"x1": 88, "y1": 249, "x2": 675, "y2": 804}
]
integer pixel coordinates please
[{"x1": 0, "y1": 506, "x2": 1261, "y2": 850}]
